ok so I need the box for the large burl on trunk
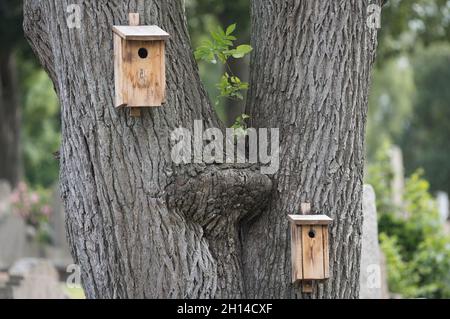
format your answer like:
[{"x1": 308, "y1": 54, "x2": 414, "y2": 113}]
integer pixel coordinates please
[{"x1": 23, "y1": 0, "x2": 379, "y2": 298}]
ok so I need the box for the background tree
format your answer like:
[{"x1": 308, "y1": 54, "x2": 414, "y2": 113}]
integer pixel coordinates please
[
  {"x1": 23, "y1": 0, "x2": 379, "y2": 298},
  {"x1": 0, "y1": 0, "x2": 60, "y2": 189},
  {"x1": 0, "y1": 0, "x2": 24, "y2": 187}
]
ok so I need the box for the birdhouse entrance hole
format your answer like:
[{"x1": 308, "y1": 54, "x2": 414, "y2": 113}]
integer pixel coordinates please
[{"x1": 138, "y1": 48, "x2": 148, "y2": 59}]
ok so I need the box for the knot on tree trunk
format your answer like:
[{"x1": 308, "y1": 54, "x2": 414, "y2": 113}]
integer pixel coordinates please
[
  {"x1": 167, "y1": 164, "x2": 272, "y2": 297},
  {"x1": 167, "y1": 164, "x2": 272, "y2": 238}
]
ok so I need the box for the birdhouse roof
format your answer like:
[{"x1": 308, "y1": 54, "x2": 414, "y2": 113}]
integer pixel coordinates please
[
  {"x1": 288, "y1": 214, "x2": 333, "y2": 225},
  {"x1": 113, "y1": 25, "x2": 170, "y2": 40}
]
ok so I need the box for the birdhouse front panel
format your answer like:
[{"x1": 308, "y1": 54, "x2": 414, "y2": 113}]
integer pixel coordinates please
[
  {"x1": 288, "y1": 215, "x2": 332, "y2": 282},
  {"x1": 113, "y1": 25, "x2": 169, "y2": 108},
  {"x1": 123, "y1": 40, "x2": 165, "y2": 107}
]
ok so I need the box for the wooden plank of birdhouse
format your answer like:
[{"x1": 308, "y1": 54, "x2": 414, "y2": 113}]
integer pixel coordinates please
[
  {"x1": 288, "y1": 214, "x2": 333, "y2": 225},
  {"x1": 322, "y1": 225, "x2": 330, "y2": 278},
  {"x1": 301, "y1": 225, "x2": 325, "y2": 280},
  {"x1": 129, "y1": 13, "x2": 140, "y2": 26},
  {"x1": 129, "y1": 13, "x2": 141, "y2": 117},
  {"x1": 123, "y1": 40, "x2": 165, "y2": 107},
  {"x1": 301, "y1": 202, "x2": 311, "y2": 215},
  {"x1": 130, "y1": 108, "x2": 141, "y2": 117},
  {"x1": 160, "y1": 40, "x2": 166, "y2": 104},
  {"x1": 302, "y1": 280, "x2": 313, "y2": 293},
  {"x1": 290, "y1": 224, "x2": 297, "y2": 283},
  {"x1": 112, "y1": 25, "x2": 170, "y2": 41},
  {"x1": 114, "y1": 33, "x2": 125, "y2": 108},
  {"x1": 291, "y1": 224, "x2": 303, "y2": 283},
  {"x1": 299, "y1": 202, "x2": 312, "y2": 293}
]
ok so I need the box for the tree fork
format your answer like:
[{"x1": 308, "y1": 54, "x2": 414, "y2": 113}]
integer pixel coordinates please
[{"x1": 23, "y1": 0, "x2": 380, "y2": 299}]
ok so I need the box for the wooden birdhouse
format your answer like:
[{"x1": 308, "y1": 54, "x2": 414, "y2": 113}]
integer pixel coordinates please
[
  {"x1": 288, "y1": 203, "x2": 332, "y2": 292},
  {"x1": 113, "y1": 13, "x2": 170, "y2": 116}
]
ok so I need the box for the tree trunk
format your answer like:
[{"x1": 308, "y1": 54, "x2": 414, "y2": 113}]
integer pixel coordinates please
[
  {"x1": 23, "y1": 0, "x2": 379, "y2": 299},
  {"x1": 243, "y1": 1, "x2": 379, "y2": 298},
  {"x1": 0, "y1": 50, "x2": 22, "y2": 187}
]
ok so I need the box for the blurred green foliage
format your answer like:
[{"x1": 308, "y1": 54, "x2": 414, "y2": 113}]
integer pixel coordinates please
[
  {"x1": 400, "y1": 45, "x2": 450, "y2": 195},
  {"x1": 186, "y1": 0, "x2": 250, "y2": 42},
  {"x1": 367, "y1": 58, "x2": 415, "y2": 159},
  {"x1": 368, "y1": 43, "x2": 450, "y2": 195},
  {"x1": 378, "y1": 0, "x2": 450, "y2": 61},
  {"x1": 18, "y1": 54, "x2": 60, "y2": 188},
  {"x1": 367, "y1": 142, "x2": 450, "y2": 298},
  {"x1": 186, "y1": 0, "x2": 250, "y2": 123},
  {"x1": 379, "y1": 233, "x2": 419, "y2": 296},
  {"x1": 1, "y1": 0, "x2": 60, "y2": 188},
  {"x1": 369, "y1": 0, "x2": 450, "y2": 166},
  {"x1": 194, "y1": 23, "x2": 252, "y2": 128}
]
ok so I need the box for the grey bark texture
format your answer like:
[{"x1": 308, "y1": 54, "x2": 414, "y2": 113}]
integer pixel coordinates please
[
  {"x1": 23, "y1": 0, "x2": 379, "y2": 299},
  {"x1": 243, "y1": 1, "x2": 379, "y2": 298}
]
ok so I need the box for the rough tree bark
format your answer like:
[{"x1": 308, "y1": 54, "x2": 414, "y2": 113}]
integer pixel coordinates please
[
  {"x1": 243, "y1": 1, "x2": 379, "y2": 298},
  {"x1": 23, "y1": 0, "x2": 379, "y2": 299},
  {"x1": 0, "y1": 50, "x2": 22, "y2": 187}
]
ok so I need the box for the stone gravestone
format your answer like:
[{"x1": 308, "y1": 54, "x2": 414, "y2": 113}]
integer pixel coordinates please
[
  {"x1": 0, "y1": 180, "x2": 26, "y2": 270},
  {"x1": 8, "y1": 258, "x2": 66, "y2": 299},
  {"x1": 436, "y1": 192, "x2": 449, "y2": 222},
  {"x1": 0, "y1": 181, "x2": 11, "y2": 217},
  {"x1": 360, "y1": 185, "x2": 389, "y2": 299},
  {"x1": 389, "y1": 146, "x2": 406, "y2": 218},
  {"x1": 45, "y1": 187, "x2": 73, "y2": 269},
  {"x1": 0, "y1": 272, "x2": 12, "y2": 299}
]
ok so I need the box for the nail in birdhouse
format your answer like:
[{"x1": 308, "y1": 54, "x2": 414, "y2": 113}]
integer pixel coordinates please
[
  {"x1": 113, "y1": 17, "x2": 169, "y2": 110},
  {"x1": 288, "y1": 214, "x2": 332, "y2": 283}
]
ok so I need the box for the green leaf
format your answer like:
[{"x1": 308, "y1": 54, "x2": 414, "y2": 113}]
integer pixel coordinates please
[
  {"x1": 231, "y1": 114, "x2": 251, "y2": 136},
  {"x1": 217, "y1": 26, "x2": 226, "y2": 37},
  {"x1": 238, "y1": 44, "x2": 253, "y2": 53},
  {"x1": 234, "y1": 92, "x2": 244, "y2": 100},
  {"x1": 226, "y1": 23, "x2": 236, "y2": 36},
  {"x1": 231, "y1": 45, "x2": 253, "y2": 58},
  {"x1": 210, "y1": 30, "x2": 223, "y2": 43}
]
